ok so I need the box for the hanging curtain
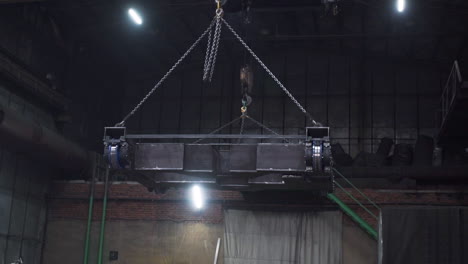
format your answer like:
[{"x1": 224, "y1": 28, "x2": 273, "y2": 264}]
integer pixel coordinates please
[
  {"x1": 224, "y1": 209, "x2": 342, "y2": 264},
  {"x1": 379, "y1": 206, "x2": 468, "y2": 264}
]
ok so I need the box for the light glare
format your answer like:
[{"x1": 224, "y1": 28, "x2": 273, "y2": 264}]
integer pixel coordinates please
[
  {"x1": 191, "y1": 185, "x2": 204, "y2": 209},
  {"x1": 397, "y1": 0, "x2": 405, "y2": 13},
  {"x1": 128, "y1": 8, "x2": 143, "y2": 25}
]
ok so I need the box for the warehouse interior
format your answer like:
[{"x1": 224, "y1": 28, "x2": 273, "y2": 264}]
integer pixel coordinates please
[{"x1": 1, "y1": 0, "x2": 468, "y2": 263}]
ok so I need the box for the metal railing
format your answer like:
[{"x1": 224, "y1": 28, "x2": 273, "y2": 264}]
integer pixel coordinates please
[
  {"x1": 440, "y1": 61, "x2": 463, "y2": 127},
  {"x1": 328, "y1": 167, "x2": 381, "y2": 240}
]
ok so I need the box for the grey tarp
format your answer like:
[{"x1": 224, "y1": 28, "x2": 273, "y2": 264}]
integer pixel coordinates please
[
  {"x1": 224, "y1": 209, "x2": 342, "y2": 264},
  {"x1": 379, "y1": 206, "x2": 468, "y2": 264}
]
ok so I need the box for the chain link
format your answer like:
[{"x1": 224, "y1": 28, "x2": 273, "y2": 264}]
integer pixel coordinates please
[
  {"x1": 221, "y1": 18, "x2": 322, "y2": 127},
  {"x1": 117, "y1": 15, "x2": 322, "y2": 127},
  {"x1": 116, "y1": 19, "x2": 216, "y2": 127},
  {"x1": 203, "y1": 12, "x2": 223, "y2": 82},
  {"x1": 239, "y1": 115, "x2": 246, "y2": 135},
  {"x1": 208, "y1": 14, "x2": 222, "y2": 81},
  {"x1": 202, "y1": 28, "x2": 213, "y2": 81},
  {"x1": 237, "y1": 114, "x2": 246, "y2": 143}
]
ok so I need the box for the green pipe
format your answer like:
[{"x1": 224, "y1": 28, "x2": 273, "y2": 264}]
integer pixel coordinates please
[
  {"x1": 82, "y1": 162, "x2": 96, "y2": 264},
  {"x1": 327, "y1": 193, "x2": 378, "y2": 240},
  {"x1": 97, "y1": 167, "x2": 110, "y2": 264}
]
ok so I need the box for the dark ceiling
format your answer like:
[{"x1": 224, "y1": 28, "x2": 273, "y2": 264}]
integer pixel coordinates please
[{"x1": 34, "y1": 0, "x2": 468, "y2": 75}]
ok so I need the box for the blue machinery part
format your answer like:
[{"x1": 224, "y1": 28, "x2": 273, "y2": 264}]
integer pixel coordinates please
[{"x1": 103, "y1": 127, "x2": 128, "y2": 169}]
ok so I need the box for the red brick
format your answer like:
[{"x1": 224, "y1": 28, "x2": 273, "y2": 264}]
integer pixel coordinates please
[{"x1": 48, "y1": 181, "x2": 468, "y2": 224}]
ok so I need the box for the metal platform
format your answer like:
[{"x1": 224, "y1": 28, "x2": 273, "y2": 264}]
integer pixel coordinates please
[{"x1": 103, "y1": 127, "x2": 333, "y2": 192}]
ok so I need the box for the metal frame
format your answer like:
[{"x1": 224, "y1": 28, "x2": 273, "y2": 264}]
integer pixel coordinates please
[
  {"x1": 125, "y1": 134, "x2": 305, "y2": 140},
  {"x1": 103, "y1": 126, "x2": 333, "y2": 192},
  {"x1": 440, "y1": 60, "x2": 462, "y2": 127}
]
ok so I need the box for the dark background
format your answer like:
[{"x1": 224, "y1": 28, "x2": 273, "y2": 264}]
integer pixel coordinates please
[
  {"x1": 1, "y1": 1, "x2": 468, "y2": 263},
  {"x1": 2, "y1": 0, "x2": 468, "y2": 155}
]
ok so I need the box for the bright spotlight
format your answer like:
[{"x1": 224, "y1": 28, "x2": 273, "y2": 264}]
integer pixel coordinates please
[
  {"x1": 396, "y1": 0, "x2": 405, "y2": 13},
  {"x1": 191, "y1": 185, "x2": 204, "y2": 209},
  {"x1": 128, "y1": 8, "x2": 143, "y2": 25}
]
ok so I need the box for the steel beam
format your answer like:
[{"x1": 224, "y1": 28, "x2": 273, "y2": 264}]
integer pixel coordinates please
[
  {"x1": 125, "y1": 134, "x2": 305, "y2": 139},
  {"x1": 0, "y1": 0, "x2": 45, "y2": 3},
  {"x1": 0, "y1": 48, "x2": 68, "y2": 110}
]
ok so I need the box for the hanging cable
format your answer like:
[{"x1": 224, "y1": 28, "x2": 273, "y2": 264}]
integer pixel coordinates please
[
  {"x1": 203, "y1": 1, "x2": 223, "y2": 82},
  {"x1": 202, "y1": 29, "x2": 213, "y2": 81},
  {"x1": 209, "y1": 10, "x2": 222, "y2": 81},
  {"x1": 237, "y1": 104, "x2": 248, "y2": 143},
  {"x1": 117, "y1": 2, "x2": 323, "y2": 127},
  {"x1": 192, "y1": 115, "x2": 243, "y2": 144},
  {"x1": 116, "y1": 19, "x2": 216, "y2": 127},
  {"x1": 238, "y1": 117, "x2": 246, "y2": 143},
  {"x1": 244, "y1": 115, "x2": 290, "y2": 143},
  {"x1": 221, "y1": 18, "x2": 322, "y2": 127}
]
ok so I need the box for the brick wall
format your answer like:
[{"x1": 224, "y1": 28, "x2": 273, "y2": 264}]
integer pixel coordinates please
[{"x1": 48, "y1": 181, "x2": 468, "y2": 227}]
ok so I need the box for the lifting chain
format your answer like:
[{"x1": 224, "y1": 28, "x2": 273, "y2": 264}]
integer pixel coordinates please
[
  {"x1": 202, "y1": 29, "x2": 213, "y2": 80},
  {"x1": 203, "y1": 2, "x2": 223, "y2": 82},
  {"x1": 116, "y1": 19, "x2": 216, "y2": 127},
  {"x1": 238, "y1": 116, "x2": 245, "y2": 143},
  {"x1": 117, "y1": 1, "x2": 323, "y2": 128},
  {"x1": 210, "y1": 11, "x2": 222, "y2": 80},
  {"x1": 238, "y1": 104, "x2": 247, "y2": 143},
  {"x1": 221, "y1": 17, "x2": 322, "y2": 127}
]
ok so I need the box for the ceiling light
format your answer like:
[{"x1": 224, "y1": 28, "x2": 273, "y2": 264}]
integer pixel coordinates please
[
  {"x1": 396, "y1": 0, "x2": 405, "y2": 13},
  {"x1": 190, "y1": 185, "x2": 204, "y2": 209},
  {"x1": 128, "y1": 8, "x2": 143, "y2": 25}
]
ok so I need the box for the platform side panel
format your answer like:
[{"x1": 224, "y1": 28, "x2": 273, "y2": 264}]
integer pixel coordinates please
[
  {"x1": 256, "y1": 144, "x2": 306, "y2": 172},
  {"x1": 134, "y1": 143, "x2": 184, "y2": 170}
]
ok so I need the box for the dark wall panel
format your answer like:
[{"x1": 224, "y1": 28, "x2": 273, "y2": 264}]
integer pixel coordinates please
[{"x1": 0, "y1": 83, "x2": 54, "y2": 264}]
